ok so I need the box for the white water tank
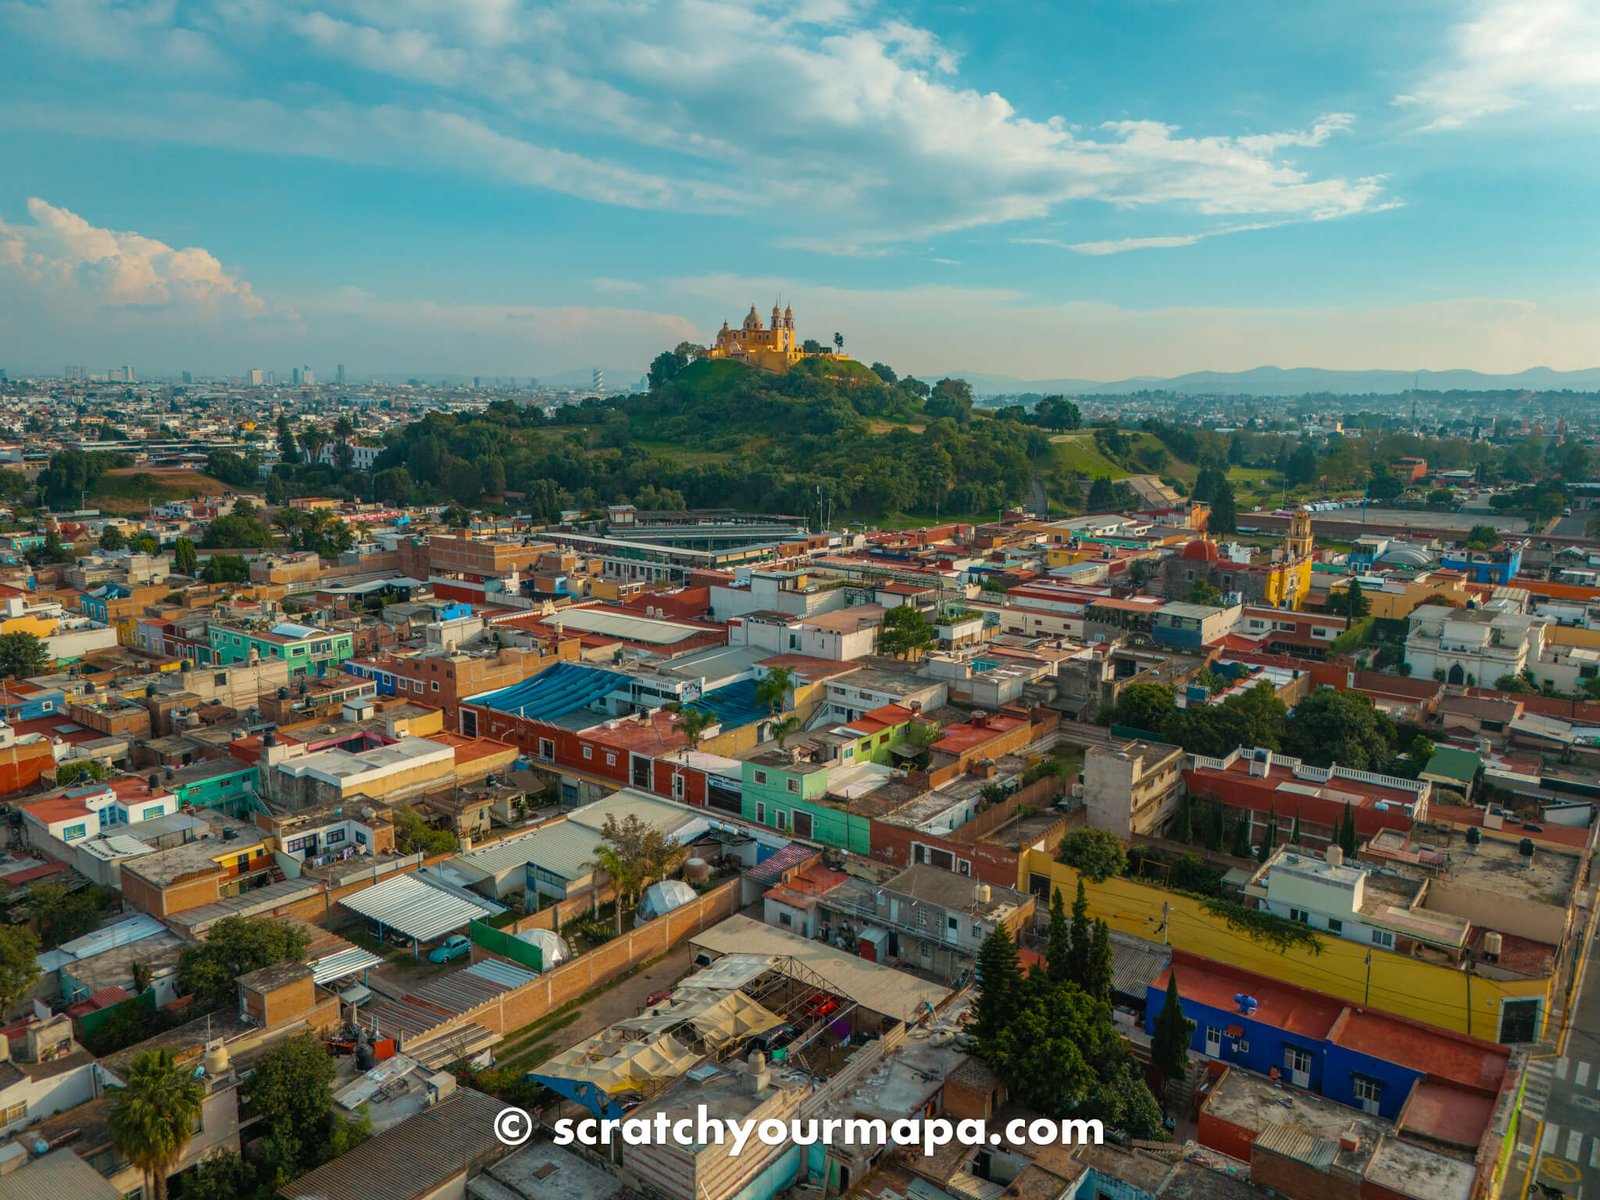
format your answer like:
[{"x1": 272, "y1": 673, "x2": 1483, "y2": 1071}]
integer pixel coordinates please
[{"x1": 1326, "y1": 846, "x2": 1345, "y2": 868}]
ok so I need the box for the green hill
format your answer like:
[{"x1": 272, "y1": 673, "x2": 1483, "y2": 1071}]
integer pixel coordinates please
[{"x1": 353, "y1": 356, "x2": 1189, "y2": 523}]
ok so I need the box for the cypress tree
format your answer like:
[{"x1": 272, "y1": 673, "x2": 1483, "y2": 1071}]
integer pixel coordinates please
[
  {"x1": 972, "y1": 925, "x2": 1025, "y2": 1052},
  {"x1": 1087, "y1": 919, "x2": 1114, "y2": 1004},
  {"x1": 1067, "y1": 879, "x2": 1093, "y2": 988},
  {"x1": 1289, "y1": 807, "x2": 1302, "y2": 846},
  {"x1": 1045, "y1": 888, "x2": 1072, "y2": 983},
  {"x1": 1151, "y1": 973, "x2": 1196, "y2": 1084}
]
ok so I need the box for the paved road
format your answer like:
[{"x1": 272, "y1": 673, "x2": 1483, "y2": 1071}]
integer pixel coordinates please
[
  {"x1": 1550, "y1": 514, "x2": 1593, "y2": 539},
  {"x1": 1510, "y1": 900, "x2": 1600, "y2": 1199}
]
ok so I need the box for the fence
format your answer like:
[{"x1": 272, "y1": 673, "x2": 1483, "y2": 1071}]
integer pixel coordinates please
[{"x1": 470, "y1": 918, "x2": 543, "y2": 972}]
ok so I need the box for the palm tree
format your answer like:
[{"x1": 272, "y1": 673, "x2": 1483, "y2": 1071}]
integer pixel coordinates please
[
  {"x1": 592, "y1": 840, "x2": 643, "y2": 935},
  {"x1": 300, "y1": 427, "x2": 329, "y2": 467},
  {"x1": 770, "y1": 714, "x2": 802, "y2": 748},
  {"x1": 677, "y1": 705, "x2": 715, "y2": 752},
  {"x1": 755, "y1": 666, "x2": 795, "y2": 716},
  {"x1": 108, "y1": 1048, "x2": 206, "y2": 1200}
]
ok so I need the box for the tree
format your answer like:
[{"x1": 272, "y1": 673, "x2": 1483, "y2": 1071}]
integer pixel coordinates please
[
  {"x1": 676, "y1": 705, "x2": 716, "y2": 751},
  {"x1": 55, "y1": 759, "x2": 110, "y2": 786},
  {"x1": 650, "y1": 347, "x2": 689, "y2": 390},
  {"x1": 0, "y1": 924, "x2": 42, "y2": 1017},
  {"x1": 1288, "y1": 808, "x2": 1303, "y2": 846},
  {"x1": 769, "y1": 713, "x2": 802, "y2": 748},
  {"x1": 176, "y1": 916, "x2": 310, "y2": 1010},
  {"x1": 833, "y1": 331, "x2": 845, "y2": 354},
  {"x1": 1465, "y1": 524, "x2": 1500, "y2": 551},
  {"x1": 755, "y1": 666, "x2": 795, "y2": 715},
  {"x1": 1187, "y1": 579, "x2": 1223, "y2": 606},
  {"x1": 1066, "y1": 880, "x2": 1093, "y2": 987},
  {"x1": 869, "y1": 361, "x2": 898, "y2": 384},
  {"x1": 173, "y1": 537, "x2": 198, "y2": 575},
  {"x1": 1366, "y1": 472, "x2": 1402, "y2": 502},
  {"x1": 1106, "y1": 682, "x2": 1177, "y2": 736},
  {"x1": 299, "y1": 426, "x2": 329, "y2": 467},
  {"x1": 245, "y1": 1032, "x2": 337, "y2": 1172},
  {"x1": 593, "y1": 813, "x2": 688, "y2": 934},
  {"x1": 971, "y1": 925, "x2": 1025, "y2": 1051},
  {"x1": 1086, "y1": 476, "x2": 1117, "y2": 511},
  {"x1": 1208, "y1": 479, "x2": 1238, "y2": 535},
  {"x1": 1282, "y1": 688, "x2": 1396, "y2": 770},
  {"x1": 199, "y1": 512, "x2": 274, "y2": 550},
  {"x1": 1150, "y1": 973, "x2": 1195, "y2": 1084},
  {"x1": 372, "y1": 466, "x2": 414, "y2": 504},
  {"x1": 26, "y1": 881, "x2": 109, "y2": 947},
  {"x1": 1337, "y1": 806, "x2": 1359, "y2": 857},
  {"x1": 107, "y1": 1048, "x2": 206, "y2": 1200},
  {"x1": 876, "y1": 605, "x2": 934, "y2": 659},
  {"x1": 1259, "y1": 804, "x2": 1279, "y2": 860},
  {"x1": 1494, "y1": 673, "x2": 1538, "y2": 694},
  {"x1": 392, "y1": 805, "x2": 457, "y2": 856},
  {"x1": 99, "y1": 524, "x2": 126, "y2": 551},
  {"x1": 1033, "y1": 395, "x2": 1082, "y2": 431},
  {"x1": 1056, "y1": 828, "x2": 1127, "y2": 882},
  {"x1": 1086, "y1": 918, "x2": 1113, "y2": 1004},
  {"x1": 1338, "y1": 578, "x2": 1370, "y2": 619},
  {"x1": 0, "y1": 631, "x2": 49, "y2": 680},
  {"x1": 180, "y1": 1150, "x2": 257, "y2": 1200},
  {"x1": 276, "y1": 413, "x2": 300, "y2": 465},
  {"x1": 1045, "y1": 888, "x2": 1072, "y2": 984},
  {"x1": 200, "y1": 554, "x2": 251, "y2": 584}
]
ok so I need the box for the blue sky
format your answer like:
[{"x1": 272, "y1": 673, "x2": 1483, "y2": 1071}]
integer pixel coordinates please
[{"x1": 2, "y1": 0, "x2": 1598, "y2": 381}]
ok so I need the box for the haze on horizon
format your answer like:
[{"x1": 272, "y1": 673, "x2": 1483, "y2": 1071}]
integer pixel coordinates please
[{"x1": 2, "y1": 1, "x2": 1599, "y2": 382}]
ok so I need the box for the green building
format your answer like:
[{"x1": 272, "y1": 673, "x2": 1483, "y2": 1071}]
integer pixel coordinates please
[
  {"x1": 167, "y1": 758, "x2": 259, "y2": 817},
  {"x1": 207, "y1": 621, "x2": 353, "y2": 679},
  {"x1": 739, "y1": 751, "x2": 871, "y2": 854}
]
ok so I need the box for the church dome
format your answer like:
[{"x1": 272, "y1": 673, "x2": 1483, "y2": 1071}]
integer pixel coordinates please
[{"x1": 1181, "y1": 539, "x2": 1220, "y2": 562}]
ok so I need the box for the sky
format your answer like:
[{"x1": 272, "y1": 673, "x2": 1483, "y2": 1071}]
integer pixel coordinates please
[{"x1": 2, "y1": 0, "x2": 1599, "y2": 383}]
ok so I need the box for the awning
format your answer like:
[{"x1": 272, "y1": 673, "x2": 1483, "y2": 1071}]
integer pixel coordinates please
[{"x1": 339, "y1": 871, "x2": 504, "y2": 942}]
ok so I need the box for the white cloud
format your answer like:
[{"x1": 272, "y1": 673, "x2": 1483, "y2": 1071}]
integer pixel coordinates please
[
  {"x1": 0, "y1": 0, "x2": 1389, "y2": 247},
  {"x1": 1403, "y1": 0, "x2": 1600, "y2": 129},
  {"x1": 0, "y1": 197, "x2": 271, "y2": 317},
  {"x1": 593, "y1": 277, "x2": 646, "y2": 294}
]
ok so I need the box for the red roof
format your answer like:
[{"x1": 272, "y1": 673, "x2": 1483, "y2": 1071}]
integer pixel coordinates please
[
  {"x1": 1181, "y1": 538, "x2": 1220, "y2": 562},
  {"x1": 1157, "y1": 954, "x2": 1345, "y2": 1039},
  {"x1": 1429, "y1": 803, "x2": 1591, "y2": 849}
]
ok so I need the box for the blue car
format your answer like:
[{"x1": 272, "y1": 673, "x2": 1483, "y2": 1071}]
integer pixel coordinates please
[{"x1": 428, "y1": 934, "x2": 471, "y2": 964}]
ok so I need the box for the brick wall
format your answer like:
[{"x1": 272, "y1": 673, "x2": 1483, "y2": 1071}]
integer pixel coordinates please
[{"x1": 446, "y1": 879, "x2": 742, "y2": 1045}]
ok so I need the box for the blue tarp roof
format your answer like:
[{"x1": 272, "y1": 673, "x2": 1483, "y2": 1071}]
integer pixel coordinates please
[
  {"x1": 686, "y1": 678, "x2": 767, "y2": 732},
  {"x1": 470, "y1": 661, "x2": 629, "y2": 720}
]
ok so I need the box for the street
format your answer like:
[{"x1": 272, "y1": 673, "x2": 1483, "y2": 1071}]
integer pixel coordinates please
[{"x1": 1511, "y1": 901, "x2": 1600, "y2": 1199}]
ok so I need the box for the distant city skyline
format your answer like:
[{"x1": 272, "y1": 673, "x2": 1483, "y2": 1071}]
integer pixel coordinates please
[{"x1": 3, "y1": 2, "x2": 1599, "y2": 380}]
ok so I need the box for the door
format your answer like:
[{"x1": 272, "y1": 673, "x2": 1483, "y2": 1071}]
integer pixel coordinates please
[
  {"x1": 631, "y1": 754, "x2": 652, "y2": 788},
  {"x1": 792, "y1": 810, "x2": 813, "y2": 839},
  {"x1": 1499, "y1": 998, "x2": 1540, "y2": 1043},
  {"x1": 1205, "y1": 1026, "x2": 1222, "y2": 1057}
]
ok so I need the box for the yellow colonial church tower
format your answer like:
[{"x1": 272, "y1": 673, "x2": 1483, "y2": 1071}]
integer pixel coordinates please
[{"x1": 707, "y1": 303, "x2": 836, "y2": 373}]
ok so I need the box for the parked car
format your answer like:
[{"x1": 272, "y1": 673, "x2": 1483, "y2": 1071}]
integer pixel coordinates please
[
  {"x1": 748, "y1": 1024, "x2": 799, "y2": 1056},
  {"x1": 428, "y1": 934, "x2": 471, "y2": 964},
  {"x1": 803, "y1": 992, "x2": 840, "y2": 1019}
]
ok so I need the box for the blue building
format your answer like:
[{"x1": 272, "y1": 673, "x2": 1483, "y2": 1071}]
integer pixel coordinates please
[
  {"x1": 1147, "y1": 952, "x2": 1512, "y2": 1143},
  {"x1": 1439, "y1": 542, "x2": 1523, "y2": 585}
]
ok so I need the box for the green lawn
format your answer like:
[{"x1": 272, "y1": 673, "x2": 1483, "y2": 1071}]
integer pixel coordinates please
[{"x1": 1050, "y1": 434, "x2": 1129, "y2": 479}]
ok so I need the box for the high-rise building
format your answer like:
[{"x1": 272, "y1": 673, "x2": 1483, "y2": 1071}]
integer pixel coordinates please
[
  {"x1": 592, "y1": 368, "x2": 605, "y2": 394},
  {"x1": 181, "y1": 370, "x2": 193, "y2": 384},
  {"x1": 248, "y1": 368, "x2": 264, "y2": 386},
  {"x1": 291, "y1": 366, "x2": 303, "y2": 386},
  {"x1": 336, "y1": 363, "x2": 346, "y2": 385},
  {"x1": 301, "y1": 367, "x2": 315, "y2": 385},
  {"x1": 472, "y1": 376, "x2": 481, "y2": 390},
  {"x1": 65, "y1": 365, "x2": 86, "y2": 381}
]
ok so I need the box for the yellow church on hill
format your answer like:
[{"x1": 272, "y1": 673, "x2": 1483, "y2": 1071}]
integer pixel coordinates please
[{"x1": 707, "y1": 303, "x2": 843, "y2": 374}]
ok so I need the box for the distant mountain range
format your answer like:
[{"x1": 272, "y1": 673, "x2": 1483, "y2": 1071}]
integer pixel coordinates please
[{"x1": 940, "y1": 365, "x2": 1600, "y2": 397}]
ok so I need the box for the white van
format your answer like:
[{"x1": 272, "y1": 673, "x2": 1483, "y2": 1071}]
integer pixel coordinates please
[{"x1": 338, "y1": 983, "x2": 373, "y2": 1008}]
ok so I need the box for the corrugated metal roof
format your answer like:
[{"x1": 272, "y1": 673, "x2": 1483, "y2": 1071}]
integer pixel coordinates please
[
  {"x1": 312, "y1": 946, "x2": 384, "y2": 985},
  {"x1": 281, "y1": 1089, "x2": 507, "y2": 1200},
  {"x1": 1109, "y1": 930, "x2": 1170, "y2": 999},
  {"x1": 0, "y1": 1150, "x2": 119, "y2": 1200},
  {"x1": 339, "y1": 871, "x2": 502, "y2": 942},
  {"x1": 1253, "y1": 1122, "x2": 1338, "y2": 1168},
  {"x1": 464, "y1": 958, "x2": 539, "y2": 989},
  {"x1": 567, "y1": 788, "x2": 698, "y2": 838}
]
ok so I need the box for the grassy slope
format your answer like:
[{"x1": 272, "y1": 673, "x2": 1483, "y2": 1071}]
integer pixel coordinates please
[{"x1": 93, "y1": 469, "x2": 238, "y2": 512}]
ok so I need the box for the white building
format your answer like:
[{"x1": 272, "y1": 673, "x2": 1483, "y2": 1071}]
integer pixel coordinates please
[{"x1": 1404, "y1": 602, "x2": 1546, "y2": 686}]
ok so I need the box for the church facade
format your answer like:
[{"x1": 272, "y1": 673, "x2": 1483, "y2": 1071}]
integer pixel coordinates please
[{"x1": 707, "y1": 304, "x2": 834, "y2": 374}]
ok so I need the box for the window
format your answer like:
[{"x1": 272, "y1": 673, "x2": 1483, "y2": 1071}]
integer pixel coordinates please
[
  {"x1": 754, "y1": 770, "x2": 768, "y2": 785},
  {"x1": 215, "y1": 672, "x2": 227, "y2": 685},
  {"x1": 582, "y1": 746, "x2": 593, "y2": 760},
  {"x1": 1327, "y1": 918, "x2": 1343, "y2": 934},
  {"x1": 776, "y1": 811, "x2": 788, "y2": 831},
  {"x1": 141, "y1": 804, "x2": 164, "y2": 821},
  {"x1": 786, "y1": 778, "x2": 799, "y2": 794},
  {"x1": 1, "y1": 1100, "x2": 25, "y2": 1124},
  {"x1": 537, "y1": 738, "x2": 554, "y2": 761},
  {"x1": 1289, "y1": 907, "x2": 1310, "y2": 924},
  {"x1": 605, "y1": 752, "x2": 617, "y2": 767},
  {"x1": 430, "y1": 681, "x2": 439, "y2": 691},
  {"x1": 755, "y1": 803, "x2": 766, "y2": 824},
  {"x1": 460, "y1": 709, "x2": 478, "y2": 738},
  {"x1": 1284, "y1": 1045, "x2": 1313, "y2": 1075},
  {"x1": 1353, "y1": 1076, "x2": 1382, "y2": 1106},
  {"x1": 778, "y1": 911, "x2": 793, "y2": 928},
  {"x1": 1371, "y1": 929, "x2": 1395, "y2": 949},
  {"x1": 62, "y1": 822, "x2": 87, "y2": 841},
  {"x1": 325, "y1": 828, "x2": 346, "y2": 845}
]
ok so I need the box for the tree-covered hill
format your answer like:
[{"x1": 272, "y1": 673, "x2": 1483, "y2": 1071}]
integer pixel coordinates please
[{"x1": 364, "y1": 354, "x2": 1094, "y2": 524}]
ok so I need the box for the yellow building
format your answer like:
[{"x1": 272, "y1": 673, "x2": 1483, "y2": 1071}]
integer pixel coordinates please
[
  {"x1": 1020, "y1": 848, "x2": 1554, "y2": 1043},
  {"x1": 708, "y1": 303, "x2": 840, "y2": 374},
  {"x1": 1332, "y1": 571, "x2": 1472, "y2": 621}
]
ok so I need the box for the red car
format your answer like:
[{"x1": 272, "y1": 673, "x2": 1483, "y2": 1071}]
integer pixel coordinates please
[{"x1": 803, "y1": 992, "x2": 840, "y2": 1019}]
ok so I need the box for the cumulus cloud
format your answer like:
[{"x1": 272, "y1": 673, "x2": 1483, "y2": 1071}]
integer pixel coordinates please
[
  {"x1": 1401, "y1": 0, "x2": 1600, "y2": 128},
  {"x1": 0, "y1": 0, "x2": 1388, "y2": 247},
  {"x1": 0, "y1": 197, "x2": 270, "y2": 317}
]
